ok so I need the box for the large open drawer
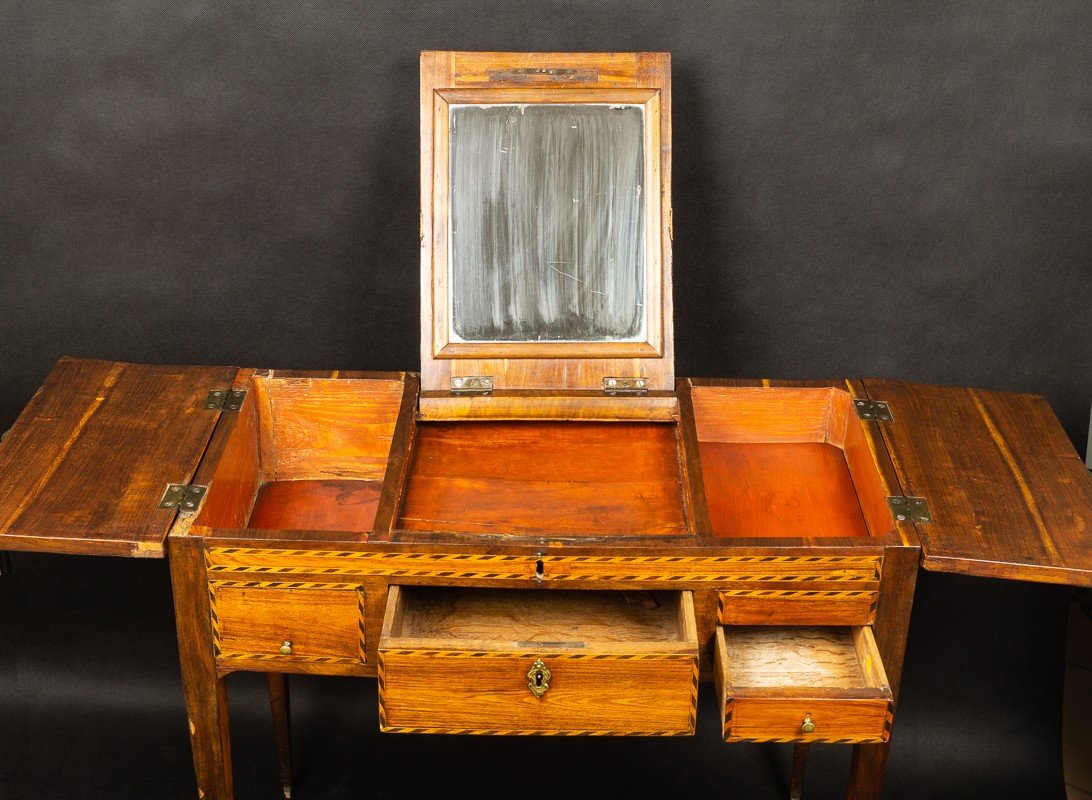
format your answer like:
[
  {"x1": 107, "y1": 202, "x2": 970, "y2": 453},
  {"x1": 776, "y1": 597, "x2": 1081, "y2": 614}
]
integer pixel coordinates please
[
  {"x1": 714, "y1": 625, "x2": 893, "y2": 743},
  {"x1": 378, "y1": 587, "x2": 699, "y2": 735}
]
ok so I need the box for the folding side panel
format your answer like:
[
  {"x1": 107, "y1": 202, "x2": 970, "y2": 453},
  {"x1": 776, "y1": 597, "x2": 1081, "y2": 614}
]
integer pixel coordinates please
[
  {"x1": 863, "y1": 379, "x2": 1091, "y2": 586},
  {"x1": 0, "y1": 357, "x2": 237, "y2": 557}
]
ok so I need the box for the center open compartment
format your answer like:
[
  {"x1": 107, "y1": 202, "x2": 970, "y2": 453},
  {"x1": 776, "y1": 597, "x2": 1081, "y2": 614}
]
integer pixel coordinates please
[
  {"x1": 378, "y1": 586, "x2": 699, "y2": 735},
  {"x1": 690, "y1": 386, "x2": 894, "y2": 539},
  {"x1": 397, "y1": 420, "x2": 689, "y2": 537}
]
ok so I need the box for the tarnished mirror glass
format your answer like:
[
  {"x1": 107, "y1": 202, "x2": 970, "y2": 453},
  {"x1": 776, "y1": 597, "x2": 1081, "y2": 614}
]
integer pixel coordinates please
[{"x1": 449, "y1": 104, "x2": 645, "y2": 342}]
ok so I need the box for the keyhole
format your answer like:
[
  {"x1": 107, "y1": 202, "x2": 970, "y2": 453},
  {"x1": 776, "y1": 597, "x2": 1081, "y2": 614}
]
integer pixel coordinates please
[
  {"x1": 535, "y1": 672, "x2": 543, "y2": 687},
  {"x1": 535, "y1": 559, "x2": 545, "y2": 578}
]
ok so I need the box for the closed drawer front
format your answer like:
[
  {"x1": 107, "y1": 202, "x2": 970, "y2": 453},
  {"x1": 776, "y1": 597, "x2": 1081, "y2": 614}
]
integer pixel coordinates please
[
  {"x1": 715, "y1": 556, "x2": 882, "y2": 626},
  {"x1": 211, "y1": 583, "x2": 365, "y2": 666},
  {"x1": 717, "y1": 587, "x2": 879, "y2": 626},
  {"x1": 378, "y1": 586, "x2": 699, "y2": 735},
  {"x1": 715, "y1": 625, "x2": 892, "y2": 744}
]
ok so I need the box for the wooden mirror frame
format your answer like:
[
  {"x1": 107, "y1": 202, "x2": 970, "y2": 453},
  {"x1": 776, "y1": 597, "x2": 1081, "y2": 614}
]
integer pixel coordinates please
[{"x1": 419, "y1": 51, "x2": 674, "y2": 396}]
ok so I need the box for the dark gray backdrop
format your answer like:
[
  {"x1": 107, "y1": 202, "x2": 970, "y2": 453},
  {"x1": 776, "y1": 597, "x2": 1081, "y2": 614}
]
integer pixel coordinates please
[{"x1": 0, "y1": 2, "x2": 1088, "y2": 799}]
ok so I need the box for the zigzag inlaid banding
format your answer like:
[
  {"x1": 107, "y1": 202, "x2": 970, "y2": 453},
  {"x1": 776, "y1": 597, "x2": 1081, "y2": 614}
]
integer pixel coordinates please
[
  {"x1": 208, "y1": 580, "x2": 366, "y2": 590},
  {"x1": 727, "y1": 735, "x2": 887, "y2": 744},
  {"x1": 379, "y1": 727, "x2": 693, "y2": 736},
  {"x1": 205, "y1": 548, "x2": 882, "y2": 584},
  {"x1": 380, "y1": 650, "x2": 695, "y2": 660},
  {"x1": 218, "y1": 653, "x2": 364, "y2": 665},
  {"x1": 208, "y1": 586, "x2": 221, "y2": 658}
]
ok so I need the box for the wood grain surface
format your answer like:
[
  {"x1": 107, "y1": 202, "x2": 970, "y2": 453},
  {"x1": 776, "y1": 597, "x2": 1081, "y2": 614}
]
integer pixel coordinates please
[
  {"x1": 246, "y1": 480, "x2": 382, "y2": 533},
  {"x1": 0, "y1": 357, "x2": 236, "y2": 557},
  {"x1": 700, "y1": 442, "x2": 870, "y2": 538},
  {"x1": 715, "y1": 625, "x2": 892, "y2": 744},
  {"x1": 379, "y1": 585, "x2": 698, "y2": 735},
  {"x1": 864, "y1": 379, "x2": 1092, "y2": 586},
  {"x1": 398, "y1": 420, "x2": 688, "y2": 536},
  {"x1": 419, "y1": 51, "x2": 674, "y2": 396},
  {"x1": 391, "y1": 587, "x2": 687, "y2": 643},
  {"x1": 212, "y1": 584, "x2": 365, "y2": 664}
]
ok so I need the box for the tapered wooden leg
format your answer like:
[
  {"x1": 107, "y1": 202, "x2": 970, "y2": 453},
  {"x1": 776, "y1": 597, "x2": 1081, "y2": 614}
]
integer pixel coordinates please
[
  {"x1": 790, "y1": 743, "x2": 809, "y2": 800},
  {"x1": 171, "y1": 535, "x2": 234, "y2": 800},
  {"x1": 846, "y1": 545, "x2": 919, "y2": 800},
  {"x1": 267, "y1": 673, "x2": 293, "y2": 799},
  {"x1": 847, "y1": 744, "x2": 889, "y2": 800}
]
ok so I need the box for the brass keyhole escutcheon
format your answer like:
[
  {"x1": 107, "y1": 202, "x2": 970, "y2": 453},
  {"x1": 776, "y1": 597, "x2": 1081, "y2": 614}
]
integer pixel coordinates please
[
  {"x1": 527, "y1": 659, "x2": 551, "y2": 698},
  {"x1": 279, "y1": 640, "x2": 293, "y2": 656},
  {"x1": 801, "y1": 713, "x2": 815, "y2": 734}
]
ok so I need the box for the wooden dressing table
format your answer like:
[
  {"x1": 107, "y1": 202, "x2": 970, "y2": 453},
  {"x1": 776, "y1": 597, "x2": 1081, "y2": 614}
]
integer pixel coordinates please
[{"x1": 0, "y1": 52, "x2": 1088, "y2": 800}]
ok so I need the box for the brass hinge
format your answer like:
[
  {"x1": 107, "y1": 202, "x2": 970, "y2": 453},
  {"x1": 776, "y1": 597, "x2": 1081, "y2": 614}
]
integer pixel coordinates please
[
  {"x1": 159, "y1": 484, "x2": 208, "y2": 513},
  {"x1": 603, "y1": 377, "x2": 649, "y2": 396},
  {"x1": 205, "y1": 389, "x2": 247, "y2": 411},
  {"x1": 450, "y1": 376, "x2": 493, "y2": 396},
  {"x1": 887, "y1": 496, "x2": 932, "y2": 524},
  {"x1": 854, "y1": 399, "x2": 892, "y2": 422}
]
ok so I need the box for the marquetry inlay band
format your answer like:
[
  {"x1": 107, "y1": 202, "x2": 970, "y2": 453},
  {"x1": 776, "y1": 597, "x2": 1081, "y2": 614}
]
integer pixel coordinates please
[
  {"x1": 206, "y1": 548, "x2": 882, "y2": 584},
  {"x1": 378, "y1": 727, "x2": 693, "y2": 736},
  {"x1": 380, "y1": 650, "x2": 696, "y2": 660}
]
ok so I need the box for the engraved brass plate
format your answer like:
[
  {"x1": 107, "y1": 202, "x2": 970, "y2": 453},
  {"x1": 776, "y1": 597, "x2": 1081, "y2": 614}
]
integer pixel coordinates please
[{"x1": 527, "y1": 659, "x2": 551, "y2": 698}]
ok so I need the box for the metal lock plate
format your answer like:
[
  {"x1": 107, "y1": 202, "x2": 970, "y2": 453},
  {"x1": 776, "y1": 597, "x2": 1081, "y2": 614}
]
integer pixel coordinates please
[{"x1": 527, "y1": 659, "x2": 551, "y2": 698}]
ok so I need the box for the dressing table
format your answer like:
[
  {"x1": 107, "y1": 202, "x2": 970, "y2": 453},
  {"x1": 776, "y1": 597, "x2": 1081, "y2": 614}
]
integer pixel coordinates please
[{"x1": 0, "y1": 52, "x2": 1088, "y2": 800}]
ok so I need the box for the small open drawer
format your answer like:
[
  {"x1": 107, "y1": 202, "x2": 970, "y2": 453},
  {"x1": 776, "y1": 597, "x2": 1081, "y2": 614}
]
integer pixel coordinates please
[
  {"x1": 378, "y1": 587, "x2": 699, "y2": 735},
  {"x1": 714, "y1": 626, "x2": 893, "y2": 743}
]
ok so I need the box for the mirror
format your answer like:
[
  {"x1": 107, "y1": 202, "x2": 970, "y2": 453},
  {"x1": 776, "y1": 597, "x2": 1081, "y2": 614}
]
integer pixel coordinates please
[{"x1": 449, "y1": 104, "x2": 646, "y2": 343}]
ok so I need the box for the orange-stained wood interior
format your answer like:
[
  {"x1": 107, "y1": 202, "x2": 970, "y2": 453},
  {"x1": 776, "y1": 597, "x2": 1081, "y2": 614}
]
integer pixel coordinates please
[
  {"x1": 197, "y1": 375, "x2": 404, "y2": 533},
  {"x1": 197, "y1": 378, "x2": 898, "y2": 540},
  {"x1": 690, "y1": 386, "x2": 891, "y2": 539},
  {"x1": 699, "y1": 442, "x2": 869, "y2": 538},
  {"x1": 398, "y1": 420, "x2": 689, "y2": 536},
  {"x1": 246, "y1": 480, "x2": 382, "y2": 533}
]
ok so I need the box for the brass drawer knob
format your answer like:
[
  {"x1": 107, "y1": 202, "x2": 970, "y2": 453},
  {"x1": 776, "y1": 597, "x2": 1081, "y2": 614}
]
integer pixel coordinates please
[
  {"x1": 527, "y1": 659, "x2": 551, "y2": 698},
  {"x1": 279, "y1": 640, "x2": 293, "y2": 656},
  {"x1": 801, "y1": 713, "x2": 815, "y2": 734}
]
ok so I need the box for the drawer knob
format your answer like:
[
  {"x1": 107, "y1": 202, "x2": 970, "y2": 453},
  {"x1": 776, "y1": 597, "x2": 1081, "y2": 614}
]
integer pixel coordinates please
[
  {"x1": 801, "y1": 714, "x2": 815, "y2": 734},
  {"x1": 278, "y1": 640, "x2": 293, "y2": 656},
  {"x1": 527, "y1": 659, "x2": 552, "y2": 698}
]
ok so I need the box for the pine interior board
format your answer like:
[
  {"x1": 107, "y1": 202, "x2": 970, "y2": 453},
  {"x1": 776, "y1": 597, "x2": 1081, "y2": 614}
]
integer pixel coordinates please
[
  {"x1": 723, "y1": 627, "x2": 865, "y2": 688},
  {"x1": 391, "y1": 587, "x2": 685, "y2": 644}
]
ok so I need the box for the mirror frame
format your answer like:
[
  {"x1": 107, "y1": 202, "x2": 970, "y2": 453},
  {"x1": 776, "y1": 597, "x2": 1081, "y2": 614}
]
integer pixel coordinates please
[{"x1": 419, "y1": 51, "x2": 673, "y2": 395}]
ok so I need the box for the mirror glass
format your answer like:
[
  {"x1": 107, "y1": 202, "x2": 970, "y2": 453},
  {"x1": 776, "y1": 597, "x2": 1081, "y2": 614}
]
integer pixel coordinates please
[{"x1": 449, "y1": 104, "x2": 645, "y2": 343}]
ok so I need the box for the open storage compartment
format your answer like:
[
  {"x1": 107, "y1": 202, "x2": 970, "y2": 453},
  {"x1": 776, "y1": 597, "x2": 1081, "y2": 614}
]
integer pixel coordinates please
[
  {"x1": 195, "y1": 375, "x2": 405, "y2": 536},
  {"x1": 398, "y1": 420, "x2": 689, "y2": 537},
  {"x1": 691, "y1": 386, "x2": 895, "y2": 539},
  {"x1": 714, "y1": 625, "x2": 892, "y2": 743},
  {"x1": 378, "y1": 586, "x2": 699, "y2": 735}
]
